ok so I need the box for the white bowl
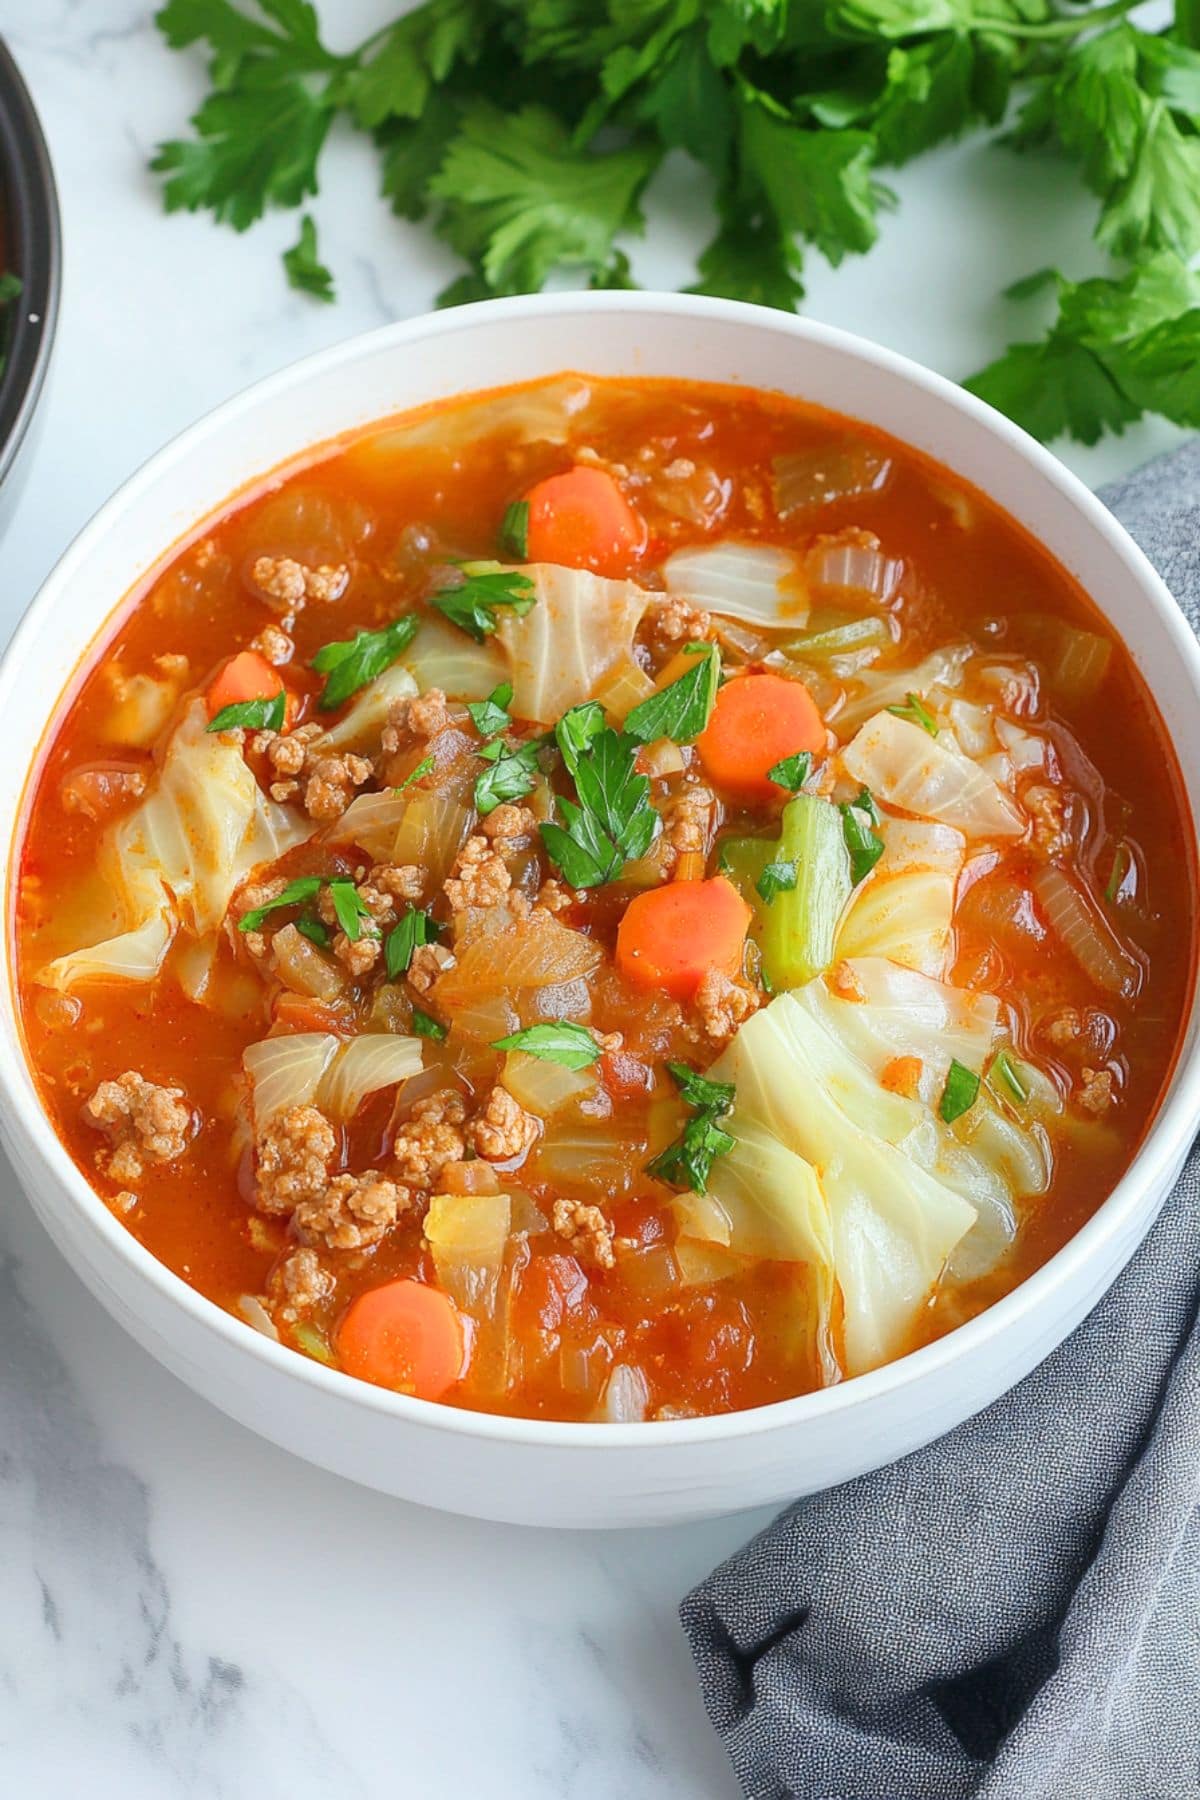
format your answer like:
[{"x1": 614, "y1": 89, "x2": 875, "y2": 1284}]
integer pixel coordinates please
[{"x1": 3, "y1": 294, "x2": 1198, "y2": 1528}]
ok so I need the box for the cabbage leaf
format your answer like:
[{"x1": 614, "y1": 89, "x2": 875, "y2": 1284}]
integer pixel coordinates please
[
  {"x1": 497, "y1": 564, "x2": 651, "y2": 724},
  {"x1": 836, "y1": 814, "x2": 965, "y2": 978},
  {"x1": 842, "y1": 710, "x2": 1024, "y2": 839}
]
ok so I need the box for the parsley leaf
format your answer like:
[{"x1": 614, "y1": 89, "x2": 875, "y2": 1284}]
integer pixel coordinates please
[
  {"x1": 474, "y1": 737, "x2": 545, "y2": 815},
  {"x1": 394, "y1": 753, "x2": 435, "y2": 795},
  {"x1": 756, "y1": 860, "x2": 798, "y2": 904},
  {"x1": 429, "y1": 101, "x2": 661, "y2": 294},
  {"x1": 989, "y1": 1049, "x2": 1029, "y2": 1105},
  {"x1": 238, "y1": 875, "x2": 323, "y2": 934},
  {"x1": 492, "y1": 1021, "x2": 602, "y2": 1068},
  {"x1": 311, "y1": 614, "x2": 418, "y2": 710},
  {"x1": 467, "y1": 682, "x2": 514, "y2": 738},
  {"x1": 839, "y1": 794, "x2": 885, "y2": 885},
  {"x1": 738, "y1": 85, "x2": 882, "y2": 269},
  {"x1": 294, "y1": 914, "x2": 330, "y2": 947},
  {"x1": 385, "y1": 906, "x2": 441, "y2": 979},
  {"x1": 766, "y1": 750, "x2": 813, "y2": 792},
  {"x1": 540, "y1": 725, "x2": 657, "y2": 889},
  {"x1": 624, "y1": 643, "x2": 720, "y2": 744},
  {"x1": 646, "y1": 1060, "x2": 736, "y2": 1195},
  {"x1": 940, "y1": 1057, "x2": 981, "y2": 1124},
  {"x1": 282, "y1": 213, "x2": 335, "y2": 301},
  {"x1": 886, "y1": 691, "x2": 938, "y2": 735},
  {"x1": 432, "y1": 567, "x2": 536, "y2": 642},
  {"x1": 555, "y1": 702, "x2": 607, "y2": 774},
  {"x1": 328, "y1": 877, "x2": 376, "y2": 942},
  {"x1": 411, "y1": 1005, "x2": 448, "y2": 1040},
  {"x1": 499, "y1": 501, "x2": 529, "y2": 560},
  {"x1": 206, "y1": 689, "x2": 285, "y2": 733}
]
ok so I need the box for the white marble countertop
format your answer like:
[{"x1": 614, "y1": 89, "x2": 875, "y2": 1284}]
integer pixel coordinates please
[{"x1": 0, "y1": 5, "x2": 1185, "y2": 1795}]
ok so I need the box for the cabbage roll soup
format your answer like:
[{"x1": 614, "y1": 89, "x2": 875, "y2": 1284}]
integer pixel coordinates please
[{"x1": 15, "y1": 375, "x2": 1194, "y2": 1423}]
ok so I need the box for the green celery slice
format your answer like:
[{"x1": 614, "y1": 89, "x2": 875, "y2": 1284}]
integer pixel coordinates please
[{"x1": 760, "y1": 795, "x2": 853, "y2": 990}]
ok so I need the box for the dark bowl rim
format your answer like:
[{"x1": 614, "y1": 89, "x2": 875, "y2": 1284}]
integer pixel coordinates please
[{"x1": 0, "y1": 36, "x2": 60, "y2": 487}]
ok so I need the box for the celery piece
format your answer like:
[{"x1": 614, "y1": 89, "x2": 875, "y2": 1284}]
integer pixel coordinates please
[
  {"x1": 781, "y1": 615, "x2": 888, "y2": 660},
  {"x1": 760, "y1": 795, "x2": 853, "y2": 990},
  {"x1": 716, "y1": 836, "x2": 775, "y2": 928}
]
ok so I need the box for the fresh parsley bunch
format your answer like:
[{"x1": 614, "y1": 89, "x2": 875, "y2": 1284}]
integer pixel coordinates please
[{"x1": 153, "y1": 0, "x2": 1200, "y2": 446}]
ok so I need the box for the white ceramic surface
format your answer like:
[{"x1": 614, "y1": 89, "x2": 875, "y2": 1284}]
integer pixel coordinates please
[{"x1": 3, "y1": 292, "x2": 1198, "y2": 1530}]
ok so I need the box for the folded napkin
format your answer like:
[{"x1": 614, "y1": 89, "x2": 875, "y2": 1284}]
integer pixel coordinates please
[{"x1": 681, "y1": 441, "x2": 1200, "y2": 1800}]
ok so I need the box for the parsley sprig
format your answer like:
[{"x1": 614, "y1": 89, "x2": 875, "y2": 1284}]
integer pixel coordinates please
[
  {"x1": 432, "y1": 567, "x2": 536, "y2": 642},
  {"x1": 647, "y1": 1061, "x2": 736, "y2": 1197},
  {"x1": 624, "y1": 644, "x2": 720, "y2": 745},
  {"x1": 207, "y1": 689, "x2": 285, "y2": 734},
  {"x1": 311, "y1": 614, "x2": 418, "y2": 711},
  {"x1": 540, "y1": 711, "x2": 658, "y2": 889},
  {"x1": 492, "y1": 1021, "x2": 602, "y2": 1068},
  {"x1": 385, "y1": 906, "x2": 441, "y2": 979},
  {"x1": 153, "y1": 0, "x2": 1200, "y2": 445}
]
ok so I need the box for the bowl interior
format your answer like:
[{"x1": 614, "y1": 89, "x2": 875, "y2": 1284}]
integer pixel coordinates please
[{"x1": 3, "y1": 294, "x2": 1200, "y2": 1451}]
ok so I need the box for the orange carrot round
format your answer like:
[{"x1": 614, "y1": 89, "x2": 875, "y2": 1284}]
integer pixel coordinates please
[
  {"x1": 615, "y1": 876, "x2": 751, "y2": 1001},
  {"x1": 524, "y1": 466, "x2": 646, "y2": 573},
  {"x1": 206, "y1": 650, "x2": 284, "y2": 719},
  {"x1": 336, "y1": 1279, "x2": 467, "y2": 1399},
  {"x1": 696, "y1": 672, "x2": 824, "y2": 801}
]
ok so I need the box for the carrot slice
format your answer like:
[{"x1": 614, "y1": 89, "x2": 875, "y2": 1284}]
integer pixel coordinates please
[
  {"x1": 336, "y1": 1279, "x2": 467, "y2": 1399},
  {"x1": 615, "y1": 875, "x2": 751, "y2": 1001},
  {"x1": 524, "y1": 466, "x2": 646, "y2": 573},
  {"x1": 696, "y1": 672, "x2": 824, "y2": 802},
  {"x1": 206, "y1": 650, "x2": 283, "y2": 719}
]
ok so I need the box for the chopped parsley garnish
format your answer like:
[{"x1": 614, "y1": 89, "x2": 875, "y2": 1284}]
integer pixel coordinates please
[
  {"x1": 839, "y1": 790, "x2": 885, "y2": 886},
  {"x1": 432, "y1": 566, "x2": 536, "y2": 642},
  {"x1": 940, "y1": 1059, "x2": 981, "y2": 1124},
  {"x1": 474, "y1": 736, "x2": 545, "y2": 815},
  {"x1": 492, "y1": 1021, "x2": 602, "y2": 1068},
  {"x1": 624, "y1": 643, "x2": 720, "y2": 745},
  {"x1": 282, "y1": 214, "x2": 335, "y2": 302},
  {"x1": 468, "y1": 682, "x2": 514, "y2": 738},
  {"x1": 311, "y1": 614, "x2": 418, "y2": 711},
  {"x1": 294, "y1": 915, "x2": 330, "y2": 948},
  {"x1": 1105, "y1": 841, "x2": 1131, "y2": 904},
  {"x1": 499, "y1": 500, "x2": 530, "y2": 561},
  {"x1": 238, "y1": 876, "x2": 323, "y2": 933},
  {"x1": 206, "y1": 689, "x2": 286, "y2": 734},
  {"x1": 385, "y1": 906, "x2": 441, "y2": 979},
  {"x1": 756, "y1": 860, "x2": 798, "y2": 905},
  {"x1": 887, "y1": 692, "x2": 939, "y2": 736},
  {"x1": 766, "y1": 750, "x2": 813, "y2": 793},
  {"x1": 989, "y1": 1050, "x2": 1029, "y2": 1107},
  {"x1": 555, "y1": 702, "x2": 606, "y2": 772},
  {"x1": 328, "y1": 878, "x2": 376, "y2": 942},
  {"x1": 540, "y1": 724, "x2": 657, "y2": 889},
  {"x1": 393, "y1": 753, "x2": 435, "y2": 795},
  {"x1": 411, "y1": 1006, "x2": 448, "y2": 1041},
  {"x1": 647, "y1": 1061, "x2": 736, "y2": 1196}
]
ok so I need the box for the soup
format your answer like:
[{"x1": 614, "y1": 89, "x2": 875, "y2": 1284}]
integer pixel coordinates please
[{"x1": 13, "y1": 375, "x2": 1194, "y2": 1422}]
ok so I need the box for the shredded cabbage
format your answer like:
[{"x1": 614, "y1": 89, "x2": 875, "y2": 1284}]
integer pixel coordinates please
[
  {"x1": 662, "y1": 542, "x2": 808, "y2": 628},
  {"x1": 497, "y1": 564, "x2": 651, "y2": 723},
  {"x1": 244, "y1": 1031, "x2": 422, "y2": 1124},
  {"x1": 321, "y1": 1034, "x2": 423, "y2": 1119},
  {"x1": 842, "y1": 710, "x2": 1025, "y2": 839},
  {"x1": 399, "y1": 612, "x2": 509, "y2": 701},
  {"x1": 39, "y1": 701, "x2": 308, "y2": 992},
  {"x1": 836, "y1": 645, "x2": 972, "y2": 736},
  {"x1": 709, "y1": 992, "x2": 977, "y2": 1373},
  {"x1": 836, "y1": 816, "x2": 965, "y2": 977}
]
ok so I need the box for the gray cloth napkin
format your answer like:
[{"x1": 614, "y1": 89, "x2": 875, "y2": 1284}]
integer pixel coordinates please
[{"x1": 680, "y1": 440, "x2": 1200, "y2": 1800}]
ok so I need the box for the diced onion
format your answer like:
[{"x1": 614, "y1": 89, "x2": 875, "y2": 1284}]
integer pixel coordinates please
[
  {"x1": 1032, "y1": 867, "x2": 1142, "y2": 999},
  {"x1": 772, "y1": 440, "x2": 892, "y2": 517},
  {"x1": 244, "y1": 1032, "x2": 339, "y2": 1126},
  {"x1": 237, "y1": 1295, "x2": 280, "y2": 1341},
  {"x1": 594, "y1": 1363, "x2": 650, "y2": 1423},
  {"x1": 502, "y1": 1051, "x2": 597, "y2": 1117},
  {"x1": 40, "y1": 908, "x2": 174, "y2": 991},
  {"x1": 594, "y1": 655, "x2": 656, "y2": 721},
  {"x1": 663, "y1": 541, "x2": 808, "y2": 627},
  {"x1": 335, "y1": 776, "x2": 473, "y2": 883},
  {"x1": 320, "y1": 1034, "x2": 423, "y2": 1119},
  {"x1": 805, "y1": 534, "x2": 901, "y2": 604},
  {"x1": 425, "y1": 1191, "x2": 512, "y2": 1317},
  {"x1": 436, "y1": 912, "x2": 602, "y2": 1011},
  {"x1": 271, "y1": 923, "x2": 344, "y2": 1001}
]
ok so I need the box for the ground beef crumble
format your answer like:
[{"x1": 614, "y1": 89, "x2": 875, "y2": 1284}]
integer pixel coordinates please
[
  {"x1": 274, "y1": 1246, "x2": 333, "y2": 1315},
  {"x1": 251, "y1": 555, "x2": 349, "y2": 625},
  {"x1": 407, "y1": 941, "x2": 456, "y2": 995},
  {"x1": 444, "y1": 834, "x2": 512, "y2": 912},
  {"x1": 693, "y1": 967, "x2": 761, "y2": 1046},
  {"x1": 392, "y1": 1091, "x2": 467, "y2": 1189},
  {"x1": 382, "y1": 687, "x2": 449, "y2": 754},
  {"x1": 480, "y1": 803, "x2": 536, "y2": 851},
  {"x1": 647, "y1": 593, "x2": 714, "y2": 655},
  {"x1": 1077, "y1": 1067, "x2": 1115, "y2": 1115},
  {"x1": 471, "y1": 1086, "x2": 540, "y2": 1162},
  {"x1": 1025, "y1": 783, "x2": 1070, "y2": 856},
  {"x1": 552, "y1": 1198, "x2": 616, "y2": 1269},
  {"x1": 250, "y1": 622, "x2": 294, "y2": 666},
  {"x1": 662, "y1": 783, "x2": 715, "y2": 874},
  {"x1": 82, "y1": 1071, "x2": 193, "y2": 1183},
  {"x1": 295, "y1": 1170, "x2": 413, "y2": 1251},
  {"x1": 256, "y1": 1104, "x2": 337, "y2": 1215},
  {"x1": 304, "y1": 751, "x2": 373, "y2": 821}
]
